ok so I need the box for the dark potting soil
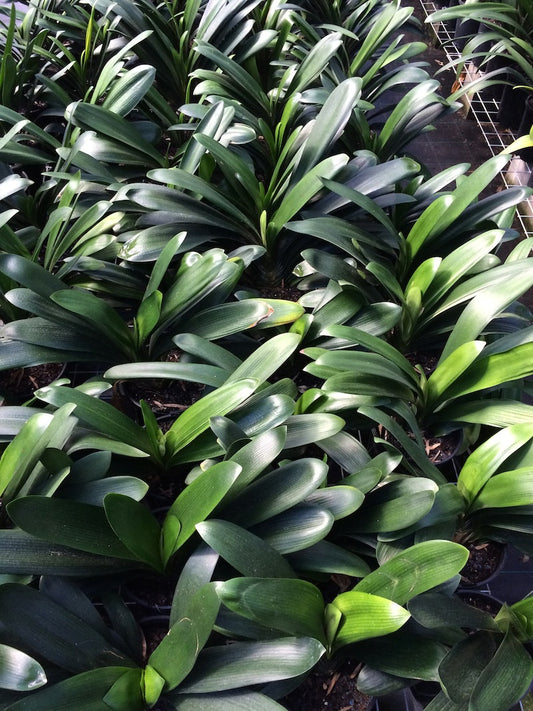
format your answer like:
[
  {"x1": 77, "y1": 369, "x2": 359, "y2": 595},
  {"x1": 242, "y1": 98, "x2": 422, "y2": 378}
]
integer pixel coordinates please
[
  {"x1": 0, "y1": 362, "x2": 64, "y2": 402},
  {"x1": 282, "y1": 661, "x2": 373, "y2": 711},
  {"x1": 458, "y1": 591, "x2": 502, "y2": 617},
  {"x1": 460, "y1": 541, "x2": 505, "y2": 586},
  {"x1": 123, "y1": 377, "x2": 206, "y2": 418},
  {"x1": 123, "y1": 575, "x2": 176, "y2": 617}
]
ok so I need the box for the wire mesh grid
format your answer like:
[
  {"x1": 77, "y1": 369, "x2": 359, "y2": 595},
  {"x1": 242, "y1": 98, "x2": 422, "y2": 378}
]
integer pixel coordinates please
[{"x1": 419, "y1": 0, "x2": 533, "y2": 242}]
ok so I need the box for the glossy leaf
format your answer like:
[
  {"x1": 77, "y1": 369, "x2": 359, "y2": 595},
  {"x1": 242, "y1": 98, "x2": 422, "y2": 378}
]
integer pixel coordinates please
[
  {"x1": 284, "y1": 413, "x2": 345, "y2": 448},
  {"x1": 458, "y1": 424, "x2": 533, "y2": 503},
  {"x1": 329, "y1": 591, "x2": 410, "y2": 651},
  {"x1": 0, "y1": 584, "x2": 133, "y2": 673},
  {"x1": 216, "y1": 577, "x2": 326, "y2": 645},
  {"x1": 221, "y1": 458, "x2": 327, "y2": 527},
  {"x1": 470, "y1": 629, "x2": 533, "y2": 711},
  {"x1": 7, "y1": 497, "x2": 137, "y2": 561},
  {"x1": 166, "y1": 691, "x2": 287, "y2": 710},
  {"x1": 347, "y1": 478, "x2": 437, "y2": 533},
  {"x1": 353, "y1": 540, "x2": 469, "y2": 604},
  {"x1": 225, "y1": 333, "x2": 300, "y2": 385},
  {"x1": 425, "y1": 341, "x2": 485, "y2": 410},
  {"x1": 226, "y1": 427, "x2": 287, "y2": 494},
  {"x1": 104, "y1": 668, "x2": 145, "y2": 711},
  {"x1": 34, "y1": 385, "x2": 152, "y2": 456},
  {"x1": 163, "y1": 461, "x2": 242, "y2": 564},
  {"x1": 354, "y1": 629, "x2": 448, "y2": 681},
  {"x1": 251, "y1": 506, "x2": 334, "y2": 554},
  {"x1": 305, "y1": 485, "x2": 364, "y2": 520},
  {"x1": 0, "y1": 529, "x2": 140, "y2": 576},
  {"x1": 196, "y1": 520, "x2": 295, "y2": 578},
  {"x1": 470, "y1": 468, "x2": 533, "y2": 511},
  {"x1": 287, "y1": 541, "x2": 371, "y2": 577},
  {"x1": 4, "y1": 666, "x2": 134, "y2": 711},
  {"x1": 165, "y1": 379, "x2": 258, "y2": 463},
  {"x1": 0, "y1": 644, "x2": 46, "y2": 692},
  {"x1": 178, "y1": 637, "x2": 325, "y2": 693},
  {"x1": 149, "y1": 584, "x2": 220, "y2": 691},
  {"x1": 104, "y1": 494, "x2": 163, "y2": 571}
]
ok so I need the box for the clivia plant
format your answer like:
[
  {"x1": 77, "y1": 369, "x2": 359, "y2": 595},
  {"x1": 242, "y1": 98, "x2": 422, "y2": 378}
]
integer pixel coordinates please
[
  {"x1": 0, "y1": 576, "x2": 324, "y2": 711},
  {"x1": 0, "y1": 242, "x2": 303, "y2": 370}
]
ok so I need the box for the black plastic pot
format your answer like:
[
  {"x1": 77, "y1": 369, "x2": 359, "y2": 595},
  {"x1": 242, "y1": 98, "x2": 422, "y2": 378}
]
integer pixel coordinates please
[
  {"x1": 517, "y1": 94, "x2": 533, "y2": 162},
  {"x1": 498, "y1": 84, "x2": 530, "y2": 130},
  {"x1": 456, "y1": 590, "x2": 503, "y2": 617},
  {"x1": 454, "y1": 17, "x2": 481, "y2": 53},
  {"x1": 411, "y1": 681, "x2": 441, "y2": 709}
]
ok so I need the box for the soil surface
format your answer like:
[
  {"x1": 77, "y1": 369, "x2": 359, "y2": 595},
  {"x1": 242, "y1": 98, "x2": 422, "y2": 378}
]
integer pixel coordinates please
[
  {"x1": 459, "y1": 541, "x2": 506, "y2": 586},
  {"x1": 282, "y1": 661, "x2": 373, "y2": 711},
  {"x1": 0, "y1": 362, "x2": 65, "y2": 403}
]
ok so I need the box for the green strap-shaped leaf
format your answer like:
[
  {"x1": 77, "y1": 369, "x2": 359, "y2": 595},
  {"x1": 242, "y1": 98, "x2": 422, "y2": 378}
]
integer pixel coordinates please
[
  {"x1": 104, "y1": 494, "x2": 163, "y2": 572},
  {"x1": 226, "y1": 426, "x2": 287, "y2": 495},
  {"x1": 178, "y1": 637, "x2": 325, "y2": 693},
  {"x1": 51, "y1": 289, "x2": 135, "y2": 359},
  {"x1": 34, "y1": 384, "x2": 153, "y2": 455},
  {"x1": 149, "y1": 584, "x2": 220, "y2": 691},
  {"x1": 102, "y1": 64, "x2": 156, "y2": 116},
  {"x1": 345, "y1": 478, "x2": 437, "y2": 534},
  {"x1": 425, "y1": 341, "x2": 485, "y2": 411},
  {"x1": 329, "y1": 590, "x2": 410, "y2": 651},
  {"x1": 284, "y1": 413, "x2": 345, "y2": 448},
  {"x1": 0, "y1": 643, "x2": 46, "y2": 692},
  {"x1": 5, "y1": 666, "x2": 136, "y2": 711},
  {"x1": 174, "y1": 333, "x2": 242, "y2": 371},
  {"x1": 7, "y1": 497, "x2": 138, "y2": 561},
  {"x1": 440, "y1": 262, "x2": 533, "y2": 359},
  {"x1": 470, "y1": 468, "x2": 533, "y2": 511},
  {"x1": 305, "y1": 485, "x2": 364, "y2": 520},
  {"x1": 0, "y1": 529, "x2": 140, "y2": 577},
  {"x1": 407, "y1": 154, "x2": 510, "y2": 258},
  {"x1": 291, "y1": 77, "x2": 361, "y2": 183},
  {"x1": 0, "y1": 406, "x2": 72, "y2": 499},
  {"x1": 458, "y1": 424, "x2": 533, "y2": 503},
  {"x1": 216, "y1": 577, "x2": 326, "y2": 645},
  {"x1": 354, "y1": 628, "x2": 448, "y2": 681},
  {"x1": 196, "y1": 520, "x2": 295, "y2": 578},
  {"x1": 353, "y1": 540, "x2": 469, "y2": 605},
  {"x1": 104, "y1": 362, "x2": 227, "y2": 389},
  {"x1": 287, "y1": 32, "x2": 343, "y2": 95},
  {"x1": 104, "y1": 668, "x2": 145, "y2": 711},
  {"x1": 251, "y1": 505, "x2": 334, "y2": 554},
  {"x1": 422, "y1": 230, "x2": 504, "y2": 313},
  {"x1": 165, "y1": 379, "x2": 258, "y2": 463},
  {"x1": 0, "y1": 584, "x2": 133, "y2": 673},
  {"x1": 268, "y1": 155, "x2": 349, "y2": 239},
  {"x1": 67, "y1": 101, "x2": 164, "y2": 166},
  {"x1": 166, "y1": 690, "x2": 288, "y2": 709},
  {"x1": 287, "y1": 540, "x2": 371, "y2": 577},
  {"x1": 163, "y1": 461, "x2": 242, "y2": 564},
  {"x1": 321, "y1": 325, "x2": 418, "y2": 383},
  {"x1": 171, "y1": 544, "x2": 220, "y2": 626},
  {"x1": 436, "y1": 343, "x2": 533, "y2": 405},
  {"x1": 221, "y1": 457, "x2": 327, "y2": 527},
  {"x1": 0, "y1": 253, "x2": 65, "y2": 297},
  {"x1": 408, "y1": 592, "x2": 498, "y2": 633},
  {"x1": 189, "y1": 300, "x2": 272, "y2": 339}
]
